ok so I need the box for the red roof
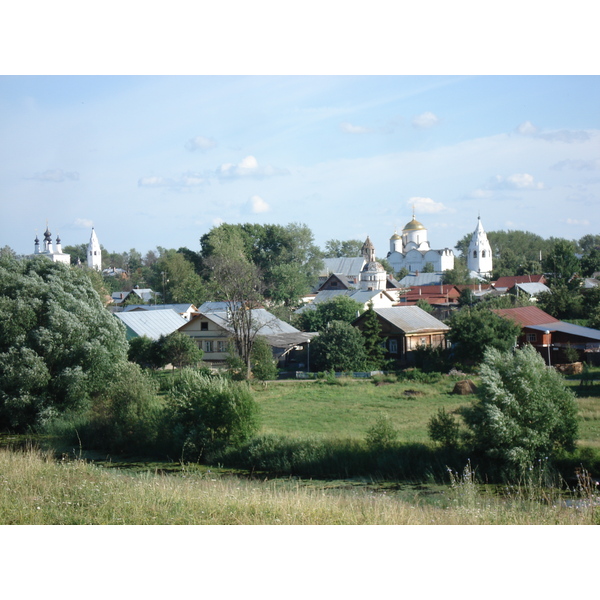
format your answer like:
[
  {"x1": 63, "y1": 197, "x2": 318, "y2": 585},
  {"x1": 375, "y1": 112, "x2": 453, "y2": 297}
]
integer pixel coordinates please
[
  {"x1": 492, "y1": 306, "x2": 559, "y2": 327},
  {"x1": 493, "y1": 275, "x2": 546, "y2": 289}
]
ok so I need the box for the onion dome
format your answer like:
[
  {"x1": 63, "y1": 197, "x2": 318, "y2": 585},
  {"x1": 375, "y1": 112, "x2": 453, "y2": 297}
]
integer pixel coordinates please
[
  {"x1": 402, "y1": 216, "x2": 426, "y2": 232},
  {"x1": 390, "y1": 231, "x2": 401, "y2": 241}
]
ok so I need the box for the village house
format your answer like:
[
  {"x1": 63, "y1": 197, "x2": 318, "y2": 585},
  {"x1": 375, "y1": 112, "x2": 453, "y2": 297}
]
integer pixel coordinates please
[
  {"x1": 115, "y1": 308, "x2": 187, "y2": 340},
  {"x1": 493, "y1": 306, "x2": 600, "y2": 365},
  {"x1": 179, "y1": 306, "x2": 316, "y2": 368},
  {"x1": 352, "y1": 305, "x2": 450, "y2": 367}
]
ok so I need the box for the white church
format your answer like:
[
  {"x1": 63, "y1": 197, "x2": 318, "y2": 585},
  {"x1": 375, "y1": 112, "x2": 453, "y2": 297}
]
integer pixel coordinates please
[
  {"x1": 386, "y1": 212, "x2": 455, "y2": 274},
  {"x1": 385, "y1": 212, "x2": 493, "y2": 278},
  {"x1": 33, "y1": 225, "x2": 102, "y2": 271}
]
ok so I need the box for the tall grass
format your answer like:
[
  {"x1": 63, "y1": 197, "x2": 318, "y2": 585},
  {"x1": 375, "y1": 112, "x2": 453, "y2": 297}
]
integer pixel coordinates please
[{"x1": 1, "y1": 448, "x2": 597, "y2": 525}]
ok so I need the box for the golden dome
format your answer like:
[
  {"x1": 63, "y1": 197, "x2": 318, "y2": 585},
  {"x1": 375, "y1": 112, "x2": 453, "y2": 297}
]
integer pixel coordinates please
[
  {"x1": 390, "y1": 232, "x2": 401, "y2": 240},
  {"x1": 402, "y1": 217, "x2": 426, "y2": 232}
]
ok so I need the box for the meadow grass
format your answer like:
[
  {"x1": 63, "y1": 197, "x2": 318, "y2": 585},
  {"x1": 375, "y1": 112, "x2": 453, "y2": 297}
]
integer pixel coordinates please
[
  {"x1": 250, "y1": 377, "x2": 469, "y2": 443},
  {"x1": 1, "y1": 447, "x2": 598, "y2": 525}
]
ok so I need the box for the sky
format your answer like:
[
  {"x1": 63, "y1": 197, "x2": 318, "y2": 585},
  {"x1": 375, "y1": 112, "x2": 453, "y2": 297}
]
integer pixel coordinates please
[{"x1": 1, "y1": 4, "x2": 599, "y2": 263}]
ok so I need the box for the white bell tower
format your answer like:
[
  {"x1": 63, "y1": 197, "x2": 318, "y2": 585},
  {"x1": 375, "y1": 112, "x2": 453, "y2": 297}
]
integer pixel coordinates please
[
  {"x1": 87, "y1": 228, "x2": 102, "y2": 271},
  {"x1": 467, "y1": 217, "x2": 493, "y2": 277}
]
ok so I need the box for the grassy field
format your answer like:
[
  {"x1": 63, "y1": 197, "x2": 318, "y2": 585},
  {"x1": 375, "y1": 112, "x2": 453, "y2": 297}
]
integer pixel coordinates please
[
  {"x1": 1, "y1": 447, "x2": 598, "y2": 525},
  {"x1": 251, "y1": 377, "x2": 470, "y2": 442},
  {"x1": 250, "y1": 374, "x2": 600, "y2": 450}
]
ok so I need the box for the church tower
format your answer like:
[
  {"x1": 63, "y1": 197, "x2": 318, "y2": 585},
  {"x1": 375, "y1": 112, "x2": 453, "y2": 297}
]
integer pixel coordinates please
[
  {"x1": 467, "y1": 217, "x2": 493, "y2": 277},
  {"x1": 360, "y1": 236, "x2": 387, "y2": 291},
  {"x1": 87, "y1": 228, "x2": 102, "y2": 271}
]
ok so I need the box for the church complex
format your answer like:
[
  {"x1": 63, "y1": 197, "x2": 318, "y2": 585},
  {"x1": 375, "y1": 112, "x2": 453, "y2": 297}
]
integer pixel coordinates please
[{"x1": 32, "y1": 213, "x2": 493, "y2": 286}]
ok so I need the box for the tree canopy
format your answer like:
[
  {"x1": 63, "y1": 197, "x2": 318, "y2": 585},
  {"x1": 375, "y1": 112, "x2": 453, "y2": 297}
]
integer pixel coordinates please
[
  {"x1": 295, "y1": 295, "x2": 364, "y2": 332},
  {"x1": 462, "y1": 345, "x2": 578, "y2": 473},
  {"x1": 445, "y1": 305, "x2": 521, "y2": 365},
  {"x1": 0, "y1": 256, "x2": 129, "y2": 430},
  {"x1": 310, "y1": 320, "x2": 368, "y2": 372}
]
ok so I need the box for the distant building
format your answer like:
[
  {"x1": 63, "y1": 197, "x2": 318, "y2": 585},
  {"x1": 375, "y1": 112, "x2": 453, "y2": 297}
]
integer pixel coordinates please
[
  {"x1": 387, "y1": 212, "x2": 455, "y2": 274},
  {"x1": 33, "y1": 224, "x2": 70, "y2": 265},
  {"x1": 87, "y1": 228, "x2": 102, "y2": 271},
  {"x1": 467, "y1": 216, "x2": 493, "y2": 277}
]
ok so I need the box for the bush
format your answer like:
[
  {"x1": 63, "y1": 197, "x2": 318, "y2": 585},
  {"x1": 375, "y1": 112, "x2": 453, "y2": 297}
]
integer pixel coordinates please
[
  {"x1": 428, "y1": 408, "x2": 460, "y2": 448},
  {"x1": 251, "y1": 336, "x2": 279, "y2": 381},
  {"x1": 365, "y1": 414, "x2": 398, "y2": 451},
  {"x1": 162, "y1": 369, "x2": 260, "y2": 461},
  {"x1": 462, "y1": 345, "x2": 579, "y2": 475}
]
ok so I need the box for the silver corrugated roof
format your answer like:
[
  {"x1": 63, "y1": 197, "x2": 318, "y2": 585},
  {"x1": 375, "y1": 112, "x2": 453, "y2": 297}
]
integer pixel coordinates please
[
  {"x1": 319, "y1": 257, "x2": 365, "y2": 278},
  {"x1": 200, "y1": 308, "x2": 300, "y2": 336},
  {"x1": 397, "y1": 273, "x2": 444, "y2": 287},
  {"x1": 513, "y1": 282, "x2": 550, "y2": 295},
  {"x1": 371, "y1": 306, "x2": 450, "y2": 333},
  {"x1": 115, "y1": 309, "x2": 187, "y2": 340},
  {"x1": 527, "y1": 321, "x2": 600, "y2": 341},
  {"x1": 123, "y1": 303, "x2": 197, "y2": 313}
]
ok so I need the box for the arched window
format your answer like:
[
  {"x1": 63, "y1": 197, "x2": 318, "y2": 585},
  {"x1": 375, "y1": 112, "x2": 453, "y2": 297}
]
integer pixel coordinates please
[
  {"x1": 482, "y1": 251, "x2": 486, "y2": 258},
  {"x1": 473, "y1": 251, "x2": 477, "y2": 258}
]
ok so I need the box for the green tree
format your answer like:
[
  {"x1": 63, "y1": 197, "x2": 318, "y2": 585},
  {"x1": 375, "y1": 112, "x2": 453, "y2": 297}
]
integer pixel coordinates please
[
  {"x1": 323, "y1": 239, "x2": 364, "y2": 258},
  {"x1": 446, "y1": 305, "x2": 521, "y2": 365},
  {"x1": 251, "y1": 336, "x2": 279, "y2": 381},
  {"x1": 163, "y1": 370, "x2": 260, "y2": 459},
  {"x1": 422, "y1": 262, "x2": 435, "y2": 273},
  {"x1": 359, "y1": 304, "x2": 387, "y2": 370},
  {"x1": 296, "y1": 295, "x2": 364, "y2": 332},
  {"x1": 543, "y1": 239, "x2": 580, "y2": 282},
  {"x1": 462, "y1": 345, "x2": 578, "y2": 473},
  {"x1": 415, "y1": 298, "x2": 434, "y2": 313},
  {"x1": 537, "y1": 282, "x2": 583, "y2": 320},
  {"x1": 578, "y1": 234, "x2": 600, "y2": 254},
  {"x1": 580, "y1": 247, "x2": 600, "y2": 277},
  {"x1": 428, "y1": 408, "x2": 460, "y2": 448},
  {"x1": 0, "y1": 256, "x2": 129, "y2": 431},
  {"x1": 128, "y1": 336, "x2": 164, "y2": 370},
  {"x1": 310, "y1": 320, "x2": 368, "y2": 372},
  {"x1": 158, "y1": 331, "x2": 204, "y2": 370},
  {"x1": 442, "y1": 261, "x2": 475, "y2": 285}
]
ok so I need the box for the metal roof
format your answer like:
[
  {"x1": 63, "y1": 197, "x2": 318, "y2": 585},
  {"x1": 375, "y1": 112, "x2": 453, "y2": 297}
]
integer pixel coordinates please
[
  {"x1": 197, "y1": 301, "x2": 242, "y2": 313},
  {"x1": 123, "y1": 303, "x2": 197, "y2": 314},
  {"x1": 196, "y1": 308, "x2": 300, "y2": 336},
  {"x1": 367, "y1": 306, "x2": 450, "y2": 333},
  {"x1": 295, "y1": 289, "x2": 393, "y2": 314},
  {"x1": 115, "y1": 309, "x2": 187, "y2": 340},
  {"x1": 493, "y1": 306, "x2": 559, "y2": 327},
  {"x1": 319, "y1": 257, "x2": 365, "y2": 278},
  {"x1": 512, "y1": 282, "x2": 550, "y2": 295},
  {"x1": 526, "y1": 321, "x2": 600, "y2": 342},
  {"x1": 397, "y1": 273, "x2": 444, "y2": 287}
]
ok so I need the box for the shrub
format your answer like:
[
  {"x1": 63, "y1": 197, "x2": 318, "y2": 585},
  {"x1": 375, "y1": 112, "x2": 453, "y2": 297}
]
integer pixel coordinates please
[
  {"x1": 365, "y1": 414, "x2": 398, "y2": 451},
  {"x1": 428, "y1": 408, "x2": 461, "y2": 448},
  {"x1": 251, "y1": 336, "x2": 279, "y2": 381},
  {"x1": 462, "y1": 345, "x2": 579, "y2": 475},
  {"x1": 162, "y1": 369, "x2": 260, "y2": 461}
]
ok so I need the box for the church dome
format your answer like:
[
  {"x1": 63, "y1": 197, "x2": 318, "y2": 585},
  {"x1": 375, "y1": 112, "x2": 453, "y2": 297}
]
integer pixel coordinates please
[
  {"x1": 402, "y1": 217, "x2": 426, "y2": 232},
  {"x1": 390, "y1": 232, "x2": 401, "y2": 241},
  {"x1": 362, "y1": 261, "x2": 386, "y2": 273}
]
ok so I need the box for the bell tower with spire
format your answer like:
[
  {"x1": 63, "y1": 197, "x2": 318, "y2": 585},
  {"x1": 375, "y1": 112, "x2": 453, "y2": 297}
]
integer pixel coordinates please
[
  {"x1": 87, "y1": 228, "x2": 102, "y2": 271},
  {"x1": 467, "y1": 216, "x2": 493, "y2": 277}
]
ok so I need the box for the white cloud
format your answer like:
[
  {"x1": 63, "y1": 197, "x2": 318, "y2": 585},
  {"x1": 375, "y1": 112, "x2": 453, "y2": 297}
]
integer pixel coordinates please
[
  {"x1": 486, "y1": 173, "x2": 545, "y2": 190},
  {"x1": 74, "y1": 218, "x2": 93, "y2": 228},
  {"x1": 411, "y1": 112, "x2": 439, "y2": 129},
  {"x1": 138, "y1": 172, "x2": 206, "y2": 189},
  {"x1": 29, "y1": 169, "x2": 79, "y2": 182},
  {"x1": 551, "y1": 158, "x2": 600, "y2": 171},
  {"x1": 516, "y1": 121, "x2": 538, "y2": 135},
  {"x1": 248, "y1": 195, "x2": 270, "y2": 213},
  {"x1": 536, "y1": 130, "x2": 590, "y2": 143},
  {"x1": 566, "y1": 218, "x2": 591, "y2": 226},
  {"x1": 216, "y1": 155, "x2": 288, "y2": 180},
  {"x1": 340, "y1": 122, "x2": 373, "y2": 134},
  {"x1": 185, "y1": 135, "x2": 217, "y2": 152},
  {"x1": 212, "y1": 217, "x2": 224, "y2": 226},
  {"x1": 407, "y1": 196, "x2": 451, "y2": 214}
]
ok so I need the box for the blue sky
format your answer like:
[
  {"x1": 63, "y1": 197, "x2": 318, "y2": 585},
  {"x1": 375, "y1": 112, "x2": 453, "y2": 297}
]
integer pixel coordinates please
[{"x1": 1, "y1": 74, "x2": 599, "y2": 258}]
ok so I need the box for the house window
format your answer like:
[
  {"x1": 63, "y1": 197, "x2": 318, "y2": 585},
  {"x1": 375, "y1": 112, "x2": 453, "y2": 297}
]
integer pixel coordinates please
[
  {"x1": 200, "y1": 322, "x2": 208, "y2": 331},
  {"x1": 217, "y1": 341, "x2": 226, "y2": 352},
  {"x1": 331, "y1": 281, "x2": 337, "y2": 286},
  {"x1": 526, "y1": 333, "x2": 537, "y2": 343},
  {"x1": 389, "y1": 339, "x2": 398, "y2": 354},
  {"x1": 205, "y1": 341, "x2": 213, "y2": 353}
]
